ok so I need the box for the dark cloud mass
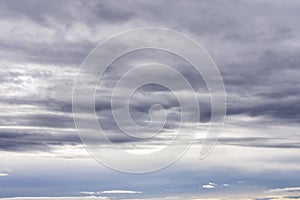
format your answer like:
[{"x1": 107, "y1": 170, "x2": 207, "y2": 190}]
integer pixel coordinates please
[{"x1": 0, "y1": 0, "x2": 299, "y2": 154}]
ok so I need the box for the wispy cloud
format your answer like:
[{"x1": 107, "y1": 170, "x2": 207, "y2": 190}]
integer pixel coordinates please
[
  {"x1": 101, "y1": 190, "x2": 142, "y2": 194},
  {"x1": 0, "y1": 173, "x2": 8, "y2": 177},
  {"x1": 79, "y1": 190, "x2": 142, "y2": 195},
  {"x1": 0, "y1": 168, "x2": 11, "y2": 177}
]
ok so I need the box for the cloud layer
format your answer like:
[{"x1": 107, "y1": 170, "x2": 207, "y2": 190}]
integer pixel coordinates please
[{"x1": 0, "y1": 0, "x2": 299, "y2": 199}]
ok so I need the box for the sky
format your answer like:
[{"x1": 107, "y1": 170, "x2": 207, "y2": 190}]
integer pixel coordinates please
[{"x1": 0, "y1": 0, "x2": 300, "y2": 199}]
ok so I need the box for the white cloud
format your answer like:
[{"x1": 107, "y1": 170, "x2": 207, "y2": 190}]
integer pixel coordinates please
[
  {"x1": 267, "y1": 187, "x2": 300, "y2": 193},
  {"x1": 201, "y1": 182, "x2": 218, "y2": 189},
  {"x1": 202, "y1": 185, "x2": 215, "y2": 189},
  {"x1": 101, "y1": 190, "x2": 142, "y2": 194},
  {"x1": 79, "y1": 190, "x2": 142, "y2": 196},
  {"x1": 0, "y1": 173, "x2": 8, "y2": 177},
  {"x1": 79, "y1": 191, "x2": 97, "y2": 195},
  {"x1": 208, "y1": 182, "x2": 217, "y2": 186}
]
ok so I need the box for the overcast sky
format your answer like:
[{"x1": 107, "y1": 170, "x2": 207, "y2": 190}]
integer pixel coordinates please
[{"x1": 0, "y1": 0, "x2": 300, "y2": 199}]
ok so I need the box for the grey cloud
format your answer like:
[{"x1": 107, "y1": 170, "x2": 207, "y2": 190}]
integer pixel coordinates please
[
  {"x1": 0, "y1": 0, "x2": 137, "y2": 66},
  {"x1": 0, "y1": 39, "x2": 94, "y2": 66},
  {"x1": 0, "y1": 130, "x2": 80, "y2": 152},
  {"x1": 254, "y1": 198, "x2": 274, "y2": 200},
  {"x1": 86, "y1": 1, "x2": 136, "y2": 23},
  {"x1": 283, "y1": 196, "x2": 300, "y2": 199},
  {"x1": 28, "y1": 114, "x2": 74, "y2": 128},
  {"x1": 214, "y1": 137, "x2": 300, "y2": 149},
  {"x1": 0, "y1": 0, "x2": 300, "y2": 154},
  {"x1": 0, "y1": 0, "x2": 74, "y2": 24},
  {"x1": 227, "y1": 99, "x2": 300, "y2": 123},
  {"x1": 0, "y1": 0, "x2": 135, "y2": 25},
  {"x1": 0, "y1": 98, "x2": 73, "y2": 113}
]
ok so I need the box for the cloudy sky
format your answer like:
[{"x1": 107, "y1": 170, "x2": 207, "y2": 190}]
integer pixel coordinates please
[{"x1": 0, "y1": 0, "x2": 300, "y2": 199}]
